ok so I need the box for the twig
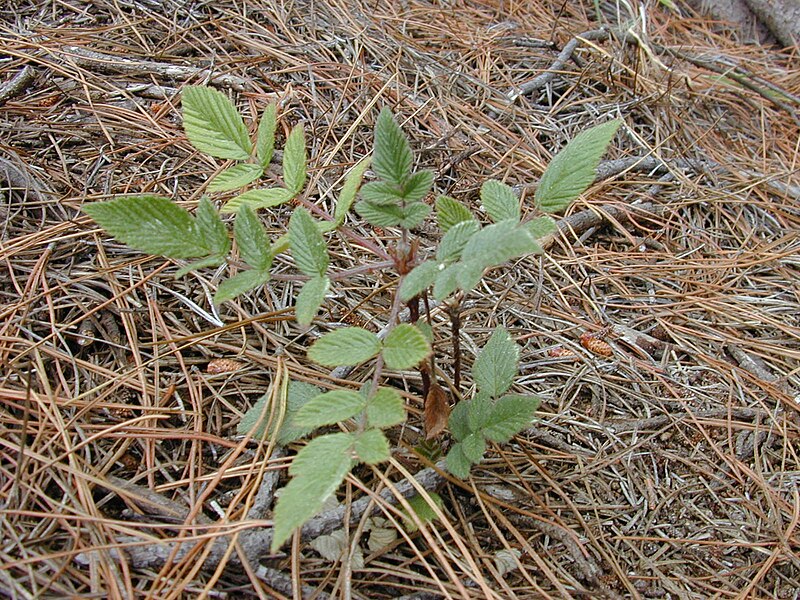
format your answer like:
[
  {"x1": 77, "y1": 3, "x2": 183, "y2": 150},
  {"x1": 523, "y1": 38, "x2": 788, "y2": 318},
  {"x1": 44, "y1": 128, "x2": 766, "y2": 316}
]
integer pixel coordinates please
[{"x1": 0, "y1": 65, "x2": 35, "y2": 105}]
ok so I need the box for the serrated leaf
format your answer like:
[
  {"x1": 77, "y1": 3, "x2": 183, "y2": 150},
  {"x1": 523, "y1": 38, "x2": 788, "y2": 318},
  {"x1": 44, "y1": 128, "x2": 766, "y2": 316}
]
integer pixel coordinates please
[
  {"x1": 214, "y1": 269, "x2": 269, "y2": 304},
  {"x1": 436, "y1": 219, "x2": 480, "y2": 263},
  {"x1": 461, "y1": 432, "x2": 486, "y2": 463},
  {"x1": 308, "y1": 327, "x2": 381, "y2": 367},
  {"x1": 182, "y1": 86, "x2": 251, "y2": 160},
  {"x1": 401, "y1": 170, "x2": 434, "y2": 202},
  {"x1": 399, "y1": 201, "x2": 431, "y2": 229},
  {"x1": 445, "y1": 443, "x2": 472, "y2": 479},
  {"x1": 399, "y1": 260, "x2": 439, "y2": 301},
  {"x1": 535, "y1": 119, "x2": 621, "y2": 213},
  {"x1": 461, "y1": 219, "x2": 542, "y2": 268},
  {"x1": 283, "y1": 124, "x2": 307, "y2": 194},
  {"x1": 222, "y1": 188, "x2": 294, "y2": 213},
  {"x1": 256, "y1": 104, "x2": 277, "y2": 168},
  {"x1": 237, "y1": 380, "x2": 319, "y2": 443},
  {"x1": 473, "y1": 327, "x2": 519, "y2": 397},
  {"x1": 466, "y1": 391, "x2": 493, "y2": 433},
  {"x1": 454, "y1": 260, "x2": 484, "y2": 293},
  {"x1": 295, "y1": 275, "x2": 329, "y2": 327},
  {"x1": 355, "y1": 200, "x2": 403, "y2": 227},
  {"x1": 436, "y1": 195, "x2": 473, "y2": 233},
  {"x1": 354, "y1": 429, "x2": 390, "y2": 464},
  {"x1": 332, "y1": 158, "x2": 370, "y2": 227},
  {"x1": 402, "y1": 492, "x2": 444, "y2": 532},
  {"x1": 366, "y1": 387, "x2": 406, "y2": 429},
  {"x1": 294, "y1": 389, "x2": 366, "y2": 428},
  {"x1": 84, "y1": 195, "x2": 205, "y2": 258},
  {"x1": 480, "y1": 180, "x2": 520, "y2": 223},
  {"x1": 361, "y1": 181, "x2": 404, "y2": 206},
  {"x1": 373, "y1": 108, "x2": 412, "y2": 187},
  {"x1": 195, "y1": 196, "x2": 230, "y2": 257},
  {"x1": 481, "y1": 394, "x2": 540, "y2": 443},
  {"x1": 382, "y1": 324, "x2": 431, "y2": 369},
  {"x1": 527, "y1": 215, "x2": 557, "y2": 239},
  {"x1": 208, "y1": 163, "x2": 263, "y2": 192},
  {"x1": 234, "y1": 205, "x2": 272, "y2": 271},
  {"x1": 433, "y1": 263, "x2": 461, "y2": 300},
  {"x1": 289, "y1": 207, "x2": 328, "y2": 277},
  {"x1": 271, "y1": 432, "x2": 355, "y2": 551},
  {"x1": 448, "y1": 398, "x2": 470, "y2": 441},
  {"x1": 175, "y1": 255, "x2": 225, "y2": 278}
]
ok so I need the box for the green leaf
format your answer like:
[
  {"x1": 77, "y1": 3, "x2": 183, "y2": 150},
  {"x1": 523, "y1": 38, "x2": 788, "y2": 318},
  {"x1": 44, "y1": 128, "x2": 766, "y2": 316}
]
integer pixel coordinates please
[
  {"x1": 481, "y1": 394, "x2": 540, "y2": 443},
  {"x1": 454, "y1": 260, "x2": 484, "y2": 294},
  {"x1": 237, "y1": 380, "x2": 320, "y2": 444},
  {"x1": 381, "y1": 324, "x2": 431, "y2": 370},
  {"x1": 373, "y1": 107, "x2": 412, "y2": 187},
  {"x1": 466, "y1": 391, "x2": 493, "y2": 433},
  {"x1": 354, "y1": 429, "x2": 390, "y2": 464},
  {"x1": 527, "y1": 216, "x2": 557, "y2": 239},
  {"x1": 436, "y1": 219, "x2": 480, "y2": 263},
  {"x1": 480, "y1": 180, "x2": 520, "y2": 223},
  {"x1": 473, "y1": 327, "x2": 519, "y2": 397},
  {"x1": 433, "y1": 263, "x2": 461, "y2": 300},
  {"x1": 399, "y1": 260, "x2": 440, "y2": 301},
  {"x1": 289, "y1": 207, "x2": 328, "y2": 277},
  {"x1": 182, "y1": 86, "x2": 251, "y2": 160},
  {"x1": 283, "y1": 124, "x2": 307, "y2": 194},
  {"x1": 195, "y1": 196, "x2": 230, "y2": 258},
  {"x1": 84, "y1": 195, "x2": 204, "y2": 259},
  {"x1": 402, "y1": 492, "x2": 443, "y2": 532},
  {"x1": 461, "y1": 433, "x2": 486, "y2": 463},
  {"x1": 435, "y1": 195, "x2": 473, "y2": 233},
  {"x1": 445, "y1": 443, "x2": 472, "y2": 479},
  {"x1": 355, "y1": 200, "x2": 403, "y2": 228},
  {"x1": 332, "y1": 158, "x2": 370, "y2": 227},
  {"x1": 295, "y1": 275, "x2": 330, "y2": 327},
  {"x1": 308, "y1": 327, "x2": 381, "y2": 367},
  {"x1": 448, "y1": 398, "x2": 470, "y2": 441},
  {"x1": 402, "y1": 170, "x2": 434, "y2": 202},
  {"x1": 234, "y1": 205, "x2": 272, "y2": 271},
  {"x1": 222, "y1": 188, "x2": 294, "y2": 213},
  {"x1": 208, "y1": 163, "x2": 264, "y2": 192},
  {"x1": 256, "y1": 103, "x2": 277, "y2": 168},
  {"x1": 214, "y1": 269, "x2": 270, "y2": 304},
  {"x1": 175, "y1": 255, "x2": 225, "y2": 278},
  {"x1": 399, "y1": 202, "x2": 431, "y2": 229},
  {"x1": 361, "y1": 181, "x2": 404, "y2": 206},
  {"x1": 294, "y1": 389, "x2": 366, "y2": 428},
  {"x1": 535, "y1": 119, "x2": 621, "y2": 213},
  {"x1": 271, "y1": 432, "x2": 355, "y2": 551},
  {"x1": 461, "y1": 220, "x2": 542, "y2": 268},
  {"x1": 366, "y1": 387, "x2": 406, "y2": 429}
]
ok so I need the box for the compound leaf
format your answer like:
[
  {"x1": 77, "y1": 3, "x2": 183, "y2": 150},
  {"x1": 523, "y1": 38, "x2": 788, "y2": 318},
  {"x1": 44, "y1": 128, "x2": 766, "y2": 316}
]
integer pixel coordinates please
[
  {"x1": 295, "y1": 275, "x2": 330, "y2": 327},
  {"x1": 460, "y1": 432, "x2": 486, "y2": 463},
  {"x1": 208, "y1": 163, "x2": 263, "y2": 192},
  {"x1": 355, "y1": 200, "x2": 403, "y2": 227},
  {"x1": 481, "y1": 179, "x2": 520, "y2": 223},
  {"x1": 373, "y1": 107, "x2": 412, "y2": 187},
  {"x1": 222, "y1": 188, "x2": 294, "y2": 213},
  {"x1": 214, "y1": 269, "x2": 269, "y2": 304},
  {"x1": 473, "y1": 327, "x2": 519, "y2": 397},
  {"x1": 461, "y1": 220, "x2": 542, "y2": 268},
  {"x1": 527, "y1": 216, "x2": 557, "y2": 239},
  {"x1": 182, "y1": 86, "x2": 251, "y2": 160},
  {"x1": 84, "y1": 195, "x2": 204, "y2": 259},
  {"x1": 535, "y1": 119, "x2": 621, "y2": 213},
  {"x1": 399, "y1": 202, "x2": 431, "y2": 229},
  {"x1": 435, "y1": 195, "x2": 473, "y2": 233},
  {"x1": 234, "y1": 204, "x2": 272, "y2": 271},
  {"x1": 354, "y1": 428, "x2": 390, "y2": 464},
  {"x1": 361, "y1": 181, "x2": 404, "y2": 206},
  {"x1": 308, "y1": 327, "x2": 381, "y2": 367},
  {"x1": 294, "y1": 389, "x2": 366, "y2": 428},
  {"x1": 366, "y1": 387, "x2": 406, "y2": 429},
  {"x1": 194, "y1": 196, "x2": 230, "y2": 258},
  {"x1": 445, "y1": 442, "x2": 472, "y2": 479},
  {"x1": 481, "y1": 394, "x2": 540, "y2": 443},
  {"x1": 289, "y1": 207, "x2": 328, "y2": 277},
  {"x1": 448, "y1": 399, "x2": 470, "y2": 441},
  {"x1": 402, "y1": 170, "x2": 434, "y2": 202},
  {"x1": 271, "y1": 432, "x2": 355, "y2": 551},
  {"x1": 283, "y1": 124, "x2": 307, "y2": 194},
  {"x1": 436, "y1": 219, "x2": 480, "y2": 263},
  {"x1": 256, "y1": 103, "x2": 277, "y2": 168},
  {"x1": 330, "y1": 158, "x2": 370, "y2": 228},
  {"x1": 382, "y1": 324, "x2": 431, "y2": 370}
]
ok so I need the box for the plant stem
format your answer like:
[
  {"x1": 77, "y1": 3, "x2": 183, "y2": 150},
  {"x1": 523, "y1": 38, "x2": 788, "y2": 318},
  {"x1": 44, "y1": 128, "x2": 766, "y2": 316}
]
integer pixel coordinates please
[{"x1": 448, "y1": 300, "x2": 462, "y2": 393}]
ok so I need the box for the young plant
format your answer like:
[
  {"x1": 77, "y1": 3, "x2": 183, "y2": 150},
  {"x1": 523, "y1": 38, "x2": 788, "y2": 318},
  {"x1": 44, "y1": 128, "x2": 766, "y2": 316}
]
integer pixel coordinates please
[{"x1": 82, "y1": 85, "x2": 621, "y2": 552}]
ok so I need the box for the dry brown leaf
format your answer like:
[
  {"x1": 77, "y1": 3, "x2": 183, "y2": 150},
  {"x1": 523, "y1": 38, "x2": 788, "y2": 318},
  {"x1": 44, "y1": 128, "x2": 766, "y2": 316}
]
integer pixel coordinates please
[{"x1": 424, "y1": 382, "x2": 450, "y2": 440}]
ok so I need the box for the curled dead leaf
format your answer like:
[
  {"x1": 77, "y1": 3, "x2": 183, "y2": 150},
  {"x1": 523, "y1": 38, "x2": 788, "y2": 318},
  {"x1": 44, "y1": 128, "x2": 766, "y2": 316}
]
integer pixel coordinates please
[
  {"x1": 424, "y1": 382, "x2": 450, "y2": 440},
  {"x1": 207, "y1": 358, "x2": 246, "y2": 374}
]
